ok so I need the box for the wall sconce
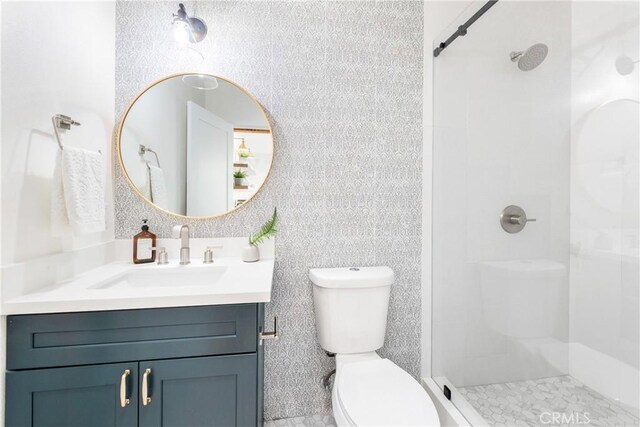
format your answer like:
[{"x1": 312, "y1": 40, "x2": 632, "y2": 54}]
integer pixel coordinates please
[{"x1": 172, "y1": 3, "x2": 207, "y2": 44}]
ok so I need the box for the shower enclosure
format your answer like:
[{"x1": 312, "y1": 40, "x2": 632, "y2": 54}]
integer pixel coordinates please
[{"x1": 432, "y1": 1, "x2": 639, "y2": 426}]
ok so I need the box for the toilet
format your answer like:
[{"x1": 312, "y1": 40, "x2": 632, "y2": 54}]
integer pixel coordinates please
[{"x1": 310, "y1": 266, "x2": 441, "y2": 427}]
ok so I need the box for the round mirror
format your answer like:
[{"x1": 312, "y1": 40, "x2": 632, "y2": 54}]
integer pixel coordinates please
[{"x1": 118, "y1": 73, "x2": 273, "y2": 218}]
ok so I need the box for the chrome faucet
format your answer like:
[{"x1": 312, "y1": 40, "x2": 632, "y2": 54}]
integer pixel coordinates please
[{"x1": 172, "y1": 224, "x2": 191, "y2": 265}]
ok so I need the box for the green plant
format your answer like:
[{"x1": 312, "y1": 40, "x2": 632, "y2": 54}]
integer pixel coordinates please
[
  {"x1": 233, "y1": 169, "x2": 246, "y2": 179},
  {"x1": 239, "y1": 151, "x2": 251, "y2": 158},
  {"x1": 249, "y1": 208, "x2": 277, "y2": 246}
]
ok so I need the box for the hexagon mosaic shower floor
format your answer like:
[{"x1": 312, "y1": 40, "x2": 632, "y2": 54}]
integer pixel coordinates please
[{"x1": 458, "y1": 375, "x2": 639, "y2": 426}]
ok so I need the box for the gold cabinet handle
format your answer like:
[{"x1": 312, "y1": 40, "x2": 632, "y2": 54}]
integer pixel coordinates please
[
  {"x1": 142, "y1": 368, "x2": 152, "y2": 406},
  {"x1": 120, "y1": 369, "x2": 131, "y2": 408}
]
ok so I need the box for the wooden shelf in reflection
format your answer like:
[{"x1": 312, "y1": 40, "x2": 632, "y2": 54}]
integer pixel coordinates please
[{"x1": 233, "y1": 185, "x2": 249, "y2": 190}]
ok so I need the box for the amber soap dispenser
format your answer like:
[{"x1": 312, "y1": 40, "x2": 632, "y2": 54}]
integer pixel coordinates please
[{"x1": 133, "y1": 219, "x2": 156, "y2": 264}]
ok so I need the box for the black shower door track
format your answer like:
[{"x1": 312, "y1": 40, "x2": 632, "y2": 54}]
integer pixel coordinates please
[{"x1": 433, "y1": 0, "x2": 499, "y2": 58}]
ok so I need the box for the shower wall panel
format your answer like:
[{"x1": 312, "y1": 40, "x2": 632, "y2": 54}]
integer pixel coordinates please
[{"x1": 569, "y1": 0, "x2": 640, "y2": 414}]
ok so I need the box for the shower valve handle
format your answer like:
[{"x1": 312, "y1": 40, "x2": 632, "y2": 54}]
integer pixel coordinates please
[
  {"x1": 500, "y1": 205, "x2": 535, "y2": 233},
  {"x1": 508, "y1": 214, "x2": 536, "y2": 225}
]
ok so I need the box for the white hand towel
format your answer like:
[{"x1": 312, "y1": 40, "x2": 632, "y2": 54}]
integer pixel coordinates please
[
  {"x1": 141, "y1": 163, "x2": 152, "y2": 200},
  {"x1": 51, "y1": 147, "x2": 105, "y2": 235},
  {"x1": 51, "y1": 151, "x2": 69, "y2": 236},
  {"x1": 147, "y1": 163, "x2": 168, "y2": 208}
]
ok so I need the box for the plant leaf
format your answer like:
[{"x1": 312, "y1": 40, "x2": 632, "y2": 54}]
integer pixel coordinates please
[{"x1": 249, "y1": 208, "x2": 278, "y2": 246}]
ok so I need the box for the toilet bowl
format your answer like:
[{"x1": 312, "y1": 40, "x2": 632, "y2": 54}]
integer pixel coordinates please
[
  {"x1": 310, "y1": 266, "x2": 441, "y2": 426},
  {"x1": 332, "y1": 353, "x2": 440, "y2": 426}
]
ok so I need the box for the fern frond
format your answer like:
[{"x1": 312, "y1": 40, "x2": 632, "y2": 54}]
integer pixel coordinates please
[{"x1": 249, "y1": 208, "x2": 278, "y2": 246}]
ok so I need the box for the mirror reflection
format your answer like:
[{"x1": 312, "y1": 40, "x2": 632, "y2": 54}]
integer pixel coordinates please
[{"x1": 119, "y1": 74, "x2": 273, "y2": 218}]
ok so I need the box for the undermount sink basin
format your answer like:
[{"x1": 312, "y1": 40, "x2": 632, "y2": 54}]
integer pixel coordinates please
[{"x1": 90, "y1": 265, "x2": 228, "y2": 290}]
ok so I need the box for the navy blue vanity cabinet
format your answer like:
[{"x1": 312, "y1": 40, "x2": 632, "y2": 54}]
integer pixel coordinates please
[
  {"x1": 5, "y1": 304, "x2": 265, "y2": 427},
  {"x1": 138, "y1": 354, "x2": 257, "y2": 427},
  {"x1": 6, "y1": 363, "x2": 139, "y2": 427}
]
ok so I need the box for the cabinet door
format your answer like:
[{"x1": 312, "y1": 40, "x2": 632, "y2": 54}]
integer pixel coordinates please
[
  {"x1": 139, "y1": 354, "x2": 257, "y2": 427},
  {"x1": 6, "y1": 363, "x2": 138, "y2": 427}
]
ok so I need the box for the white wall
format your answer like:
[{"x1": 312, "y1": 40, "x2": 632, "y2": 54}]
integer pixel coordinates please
[
  {"x1": 1, "y1": 1, "x2": 115, "y2": 265},
  {"x1": 0, "y1": 1, "x2": 115, "y2": 419},
  {"x1": 429, "y1": 0, "x2": 572, "y2": 387},
  {"x1": 0, "y1": 0, "x2": 4, "y2": 416},
  {"x1": 569, "y1": 0, "x2": 639, "y2": 413}
]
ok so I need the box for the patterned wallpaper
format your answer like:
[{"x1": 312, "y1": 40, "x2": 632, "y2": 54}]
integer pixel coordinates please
[{"x1": 114, "y1": 1, "x2": 423, "y2": 419}]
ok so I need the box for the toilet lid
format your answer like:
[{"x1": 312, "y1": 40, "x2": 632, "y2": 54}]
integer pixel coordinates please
[{"x1": 336, "y1": 359, "x2": 440, "y2": 426}]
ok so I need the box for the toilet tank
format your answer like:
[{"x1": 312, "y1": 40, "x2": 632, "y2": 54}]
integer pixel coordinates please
[{"x1": 310, "y1": 266, "x2": 394, "y2": 354}]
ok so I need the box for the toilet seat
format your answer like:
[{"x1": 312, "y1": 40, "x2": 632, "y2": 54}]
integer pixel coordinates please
[{"x1": 334, "y1": 358, "x2": 440, "y2": 426}]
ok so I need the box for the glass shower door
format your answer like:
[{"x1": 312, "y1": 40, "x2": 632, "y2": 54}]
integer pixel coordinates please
[{"x1": 431, "y1": 1, "x2": 639, "y2": 426}]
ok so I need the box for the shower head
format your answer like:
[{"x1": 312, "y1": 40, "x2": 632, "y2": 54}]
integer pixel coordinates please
[{"x1": 510, "y1": 43, "x2": 548, "y2": 71}]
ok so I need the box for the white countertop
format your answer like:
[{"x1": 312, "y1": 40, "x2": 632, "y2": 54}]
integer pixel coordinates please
[{"x1": 1, "y1": 238, "x2": 275, "y2": 315}]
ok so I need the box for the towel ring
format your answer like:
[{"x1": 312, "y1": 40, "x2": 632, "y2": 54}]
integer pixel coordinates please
[
  {"x1": 52, "y1": 114, "x2": 80, "y2": 150},
  {"x1": 139, "y1": 144, "x2": 161, "y2": 168},
  {"x1": 51, "y1": 114, "x2": 102, "y2": 155}
]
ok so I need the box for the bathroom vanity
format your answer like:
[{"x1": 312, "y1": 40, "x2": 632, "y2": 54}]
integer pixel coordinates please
[
  {"x1": 5, "y1": 303, "x2": 265, "y2": 426},
  {"x1": 2, "y1": 238, "x2": 276, "y2": 427},
  {"x1": 1, "y1": 69, "x2": 278, "y2": 426}
]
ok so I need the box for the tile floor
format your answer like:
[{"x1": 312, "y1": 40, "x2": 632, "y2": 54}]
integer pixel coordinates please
[
  {"x1": 458, "y1": 375, "x2": 639, "y2": 426},
  {"x1": 264, "y1": 414, "x2": 336, "y2": 427},
  {"x1": 265, "y1": 376, "x2": 639, "y2": 427}
]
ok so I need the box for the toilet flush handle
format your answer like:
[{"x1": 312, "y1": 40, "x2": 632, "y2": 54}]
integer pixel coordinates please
[{"x1": 259, "y1": 316, "x2": 278, "y2": 345}]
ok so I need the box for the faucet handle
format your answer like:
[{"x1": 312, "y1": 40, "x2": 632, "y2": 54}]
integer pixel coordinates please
[
  {"x1": 152, "y1": 247, "x2": 169, "y2": 265},
  {"x1": 203, "y1": 246, "x2": 223, "y2": 264}
]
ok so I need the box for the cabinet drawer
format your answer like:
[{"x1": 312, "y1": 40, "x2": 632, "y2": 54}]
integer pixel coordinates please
[{"x1": 7, "y1": 304, "x2": 257, "y2": 370}]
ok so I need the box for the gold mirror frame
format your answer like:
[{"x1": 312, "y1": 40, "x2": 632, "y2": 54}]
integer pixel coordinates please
[{"x1": 116, "y1": 73, "x2": 274, "y2": 219}]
